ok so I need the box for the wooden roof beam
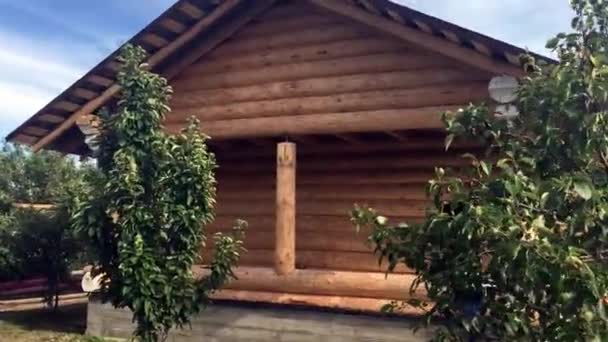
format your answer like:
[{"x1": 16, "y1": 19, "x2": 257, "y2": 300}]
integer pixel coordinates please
[
  {"x1": 51, "y1": 100, "x2": 80, "y2": 112},
  {"x1": 163, "y1": 0, "x2": 277, "y2": 79},
  {"x1": 12, "y1": 134, "x2": 39, "y2": 145},
  {"x1": 307, "y1": 0, "x2": 523, "y2": 76},
  {"x1": 72, "y1": 88, "x2": 98, "y2": 101},
  {"x1": 159, "y1": 17, "x2": 187, "y2": 34},
  {"x1": 166, "y1": 106, "x2": 454, "y2": 139},
  {"x1": 30, "y1": 0, "x2": 248, "y2": 152},
  {"x1": 22, "y1": 126, "x2": 50, "y2": 137},
  {"x1": 178, "y1": 1, "x2": 206, "y2": 19},
  {"x1": 87, "y1": 75, "x2": 113, "y2": 87},
  {"x1": 140, "y1": 33, "x2": 170, "y2": 48},
  {"x1": 38, "y1": 114, "x2": 65, "y2": 124}
]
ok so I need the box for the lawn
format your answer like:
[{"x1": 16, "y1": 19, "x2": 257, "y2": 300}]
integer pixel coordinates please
[{"x1": 0, "y1": 303, "x2": 108, "y2": 342}]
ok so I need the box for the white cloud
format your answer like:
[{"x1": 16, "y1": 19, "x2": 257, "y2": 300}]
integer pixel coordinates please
[
  {"x1": 0, "y1": 30, "x2": 99, "y2": 139},
  {"x1": 392, "y1": 0, "x2": 573, "y2": 55}
]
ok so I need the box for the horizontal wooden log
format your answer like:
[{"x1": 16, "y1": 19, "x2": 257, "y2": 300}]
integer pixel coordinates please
[
  {"x1": 211, "y1": 289, "x2": 424, "y2": 315},
  {"x1": 209, "y1": 215, "x2": 422, "y2": 235},
  {"x1": 192, "y1": 37, "x2": 409, "y2": 75},
  {"x1": 206, "y1": 229, "x2": 372, "y2": 252},
  {"x1": 206, "y1": 23, "x2": 378, "y2": 58},
  {"x1": 216, "y1": 183, "x2": 429, "y2": 201},
  {"x1": 214, "y1": 139, "x2": 481, "y2": 160},
  {"x1": 237, "y1": 14, "x2": 343, "y2": 38},
  {"x1": 218, "y1": 153, "x2": 472, "y2": 173},
  {"x1": 194, "y1": 266, "x2": 423, "y2": 300},
  {"x1": 168, "y1": 82, "x2": 488, "y2": 122},
  {"x1": 257, "y1": 2, "x2": 324, "y2": 21},
  {"x1": 202, "y1": 248, "x2": 411, "y2": 273},
  {"x1": 214, "y1": 198, "x2": 427, "y2": 218},
  {"x1": 167, "y1": 106, "x2": 453, "y2": 139},
  {"x1": 170, "y1": 69, "x2": 488, "y2": 108},
  {"x1": 174, "y1": 52, "x2": 451, "y2": 91},
  {"x1": 217, "y1": 169, "x2": 433, "y2": 186}
]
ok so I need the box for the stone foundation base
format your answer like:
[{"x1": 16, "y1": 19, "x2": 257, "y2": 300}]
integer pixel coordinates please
[{"x1": 87, "y1": 298, "x2": 433, "y2": 341}]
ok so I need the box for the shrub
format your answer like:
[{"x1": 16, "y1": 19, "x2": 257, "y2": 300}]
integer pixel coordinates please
[
  {"x1": 71, "y1": 45, "x2": 244, "y2": 342},
  {"x1": 353, "y1": 1, "x2": 608, "y2": 340}
]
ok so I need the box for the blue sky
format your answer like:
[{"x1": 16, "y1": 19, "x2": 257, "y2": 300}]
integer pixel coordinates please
[{"x1": 0, "y1": 0, "x2": 573, "y2": 140}]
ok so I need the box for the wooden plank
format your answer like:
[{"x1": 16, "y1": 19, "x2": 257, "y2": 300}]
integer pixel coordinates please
[
  {"x1": 140, "y1": 33, "x2": 170, "y2": 48},
  {"x1": 237, "y1": 14, "x2": 341, "y2": 38},
  {"x1": 202, "y1": 249, "x2": 412, "y2": 273},
  {"x1": 308, "y1": 0, "x2": 523, "y2": 76},
  {"x1": 174, "y1": 52, "x2": 452, "y2": 91},
  {"x1": 166, "y1": 106, "x2": 454, "y2": 139},
  {"x1": 275, "y1": 142, "x2": 296, "y2": 275},
  {"x1": 72, "y1": 88, "x2": 98, "y2": 100},
  {"x1": 159, "y1": 17, "x2": 187, "y2": 34},
  {"x1": 37, "y1": 114, "x2": 65, "y2": 124},
  {"x1": 163, "y1": 0, "x2": 277, "y2": 79},
  {"x1": 193, "y1": 266, "x2": 425, "y2": 300},
  {"x1": 12, "y1": 134, "x2": 38, "y2": 145},
  {"x1": 86, "y1": 75, "x2": 113, "y2": 87},
  {"x1": 217, "y1": 169, "x2": 432, "y2": 186},
  {"x1": 193, "y1": 37, "x2": 409, "y2": 75},
  {"x1": 31, "y1": 0, "x2": 249, "y2": 152},
  {"x1": 22, "y1": 126, "x2": 50, "y2": 137},
  {"x1": 214, "y1": 198, "x2": 428, "y2": 218},
  {"x1": 168, "y1": 82, "x2": 488, "y2": 121},
  {"x1": 215, "y1": 138, "x2": 479, "y2": 160},
  {"x1": 218, "y1": 151, "x2": 473, "y2": 171},
  {"x1": 178, "y1": 1, "x2": 206, "y2": 19},
  {"x1": 217, "y1": 183, "x2": 429, "y2": 201},
  {"x1": 171, "y1": 68, "x2": 488, "y2": 108},
  {"x1": 51, "y1": 101, "x2": 80, "y2": 112},
  {"x1": 257, "y1": 2, "x2": 323, "y2": 21},
  {"x1": 206, "y1": 23, "x2": 378, "y2": 58},
  {"x1": 206, "y1": 231, "x2": 367, "y2": 256},
  {"x1": 211, "y1": 215, "x2": 424, "y2": 235}
]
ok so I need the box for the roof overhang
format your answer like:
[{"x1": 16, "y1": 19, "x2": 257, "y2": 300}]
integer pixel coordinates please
[{"x1": 6, "y1": 0, "x2": 554, "y2": 155}]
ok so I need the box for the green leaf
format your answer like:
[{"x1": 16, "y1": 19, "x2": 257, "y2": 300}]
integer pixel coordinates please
[{"x1": 573, "y1": 180, "x2": 593, "y2": 200}]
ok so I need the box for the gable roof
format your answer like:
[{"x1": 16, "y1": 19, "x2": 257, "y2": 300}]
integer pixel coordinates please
[{"x1": 6, "y1": 0, "x2": 552, "y2": 154}]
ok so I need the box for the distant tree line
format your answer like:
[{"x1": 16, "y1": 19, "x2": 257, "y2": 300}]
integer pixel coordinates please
[{"x1": 0, "y1": 142, "x2": 96, "y2": 307}]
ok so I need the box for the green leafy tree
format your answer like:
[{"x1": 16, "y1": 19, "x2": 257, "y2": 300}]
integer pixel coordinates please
[
  {"x1": 0, "y1": 143, "x2": 94, "y2": 306},
  {"x1": 71, "y1": 45, "x2": 244, "y2": 342},
  {"x1": 353, "y1": 1, "x2": 608, "y2": 341}
]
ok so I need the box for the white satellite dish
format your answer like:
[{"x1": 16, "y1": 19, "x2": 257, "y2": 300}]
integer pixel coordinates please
[
  {"x1": 488, "y1": 76, "x2": 519, "y2": 104},
  {"x1": 81, "y1": 271, "x2": 104, "y2": 293}
]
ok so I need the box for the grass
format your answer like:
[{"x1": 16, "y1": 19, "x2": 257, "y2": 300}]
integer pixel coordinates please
[{"x1": 0, "y1": 303, "x2": 109, "y2": 342}]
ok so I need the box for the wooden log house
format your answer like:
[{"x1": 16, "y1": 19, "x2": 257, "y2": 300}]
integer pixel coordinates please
[{"x1": 7, "y1": 0, "x2": 551, "y2": 339}]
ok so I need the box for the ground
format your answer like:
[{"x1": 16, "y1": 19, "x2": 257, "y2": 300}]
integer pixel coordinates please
[{"x1": 0, "y1": 303, "x2": 107, "y2": 342}]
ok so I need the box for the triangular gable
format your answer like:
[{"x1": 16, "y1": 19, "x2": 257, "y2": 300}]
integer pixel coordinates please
[{"x1": 6, "y1": 0, "x2": 552, "y2": 154}]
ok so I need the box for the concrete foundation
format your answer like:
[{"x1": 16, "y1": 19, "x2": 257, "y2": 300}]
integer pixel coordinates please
[{"x1": 87, "y1": 298, "x2": 433, "y2": 341}]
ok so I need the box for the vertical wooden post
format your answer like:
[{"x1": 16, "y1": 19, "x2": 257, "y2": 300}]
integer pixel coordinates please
[{"x1": 275, "y1": 142, "x2": 296, "y2": 275}]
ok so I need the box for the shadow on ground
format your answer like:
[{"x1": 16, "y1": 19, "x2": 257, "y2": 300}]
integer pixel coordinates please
[{"x1": 0, "y1": 303, "x2": 87, "y2": 334}]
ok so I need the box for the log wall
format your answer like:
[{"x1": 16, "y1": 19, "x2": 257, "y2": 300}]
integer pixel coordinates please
[
  {"x1": 205, "y1": 140, "x2": 474, "y2": 274},
  {"x1": 172, "y1": 1, "x2": 490, "y2": 282},
  {"x1": 166, "y1": 1, "x2": 492, "y2": 139}
]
